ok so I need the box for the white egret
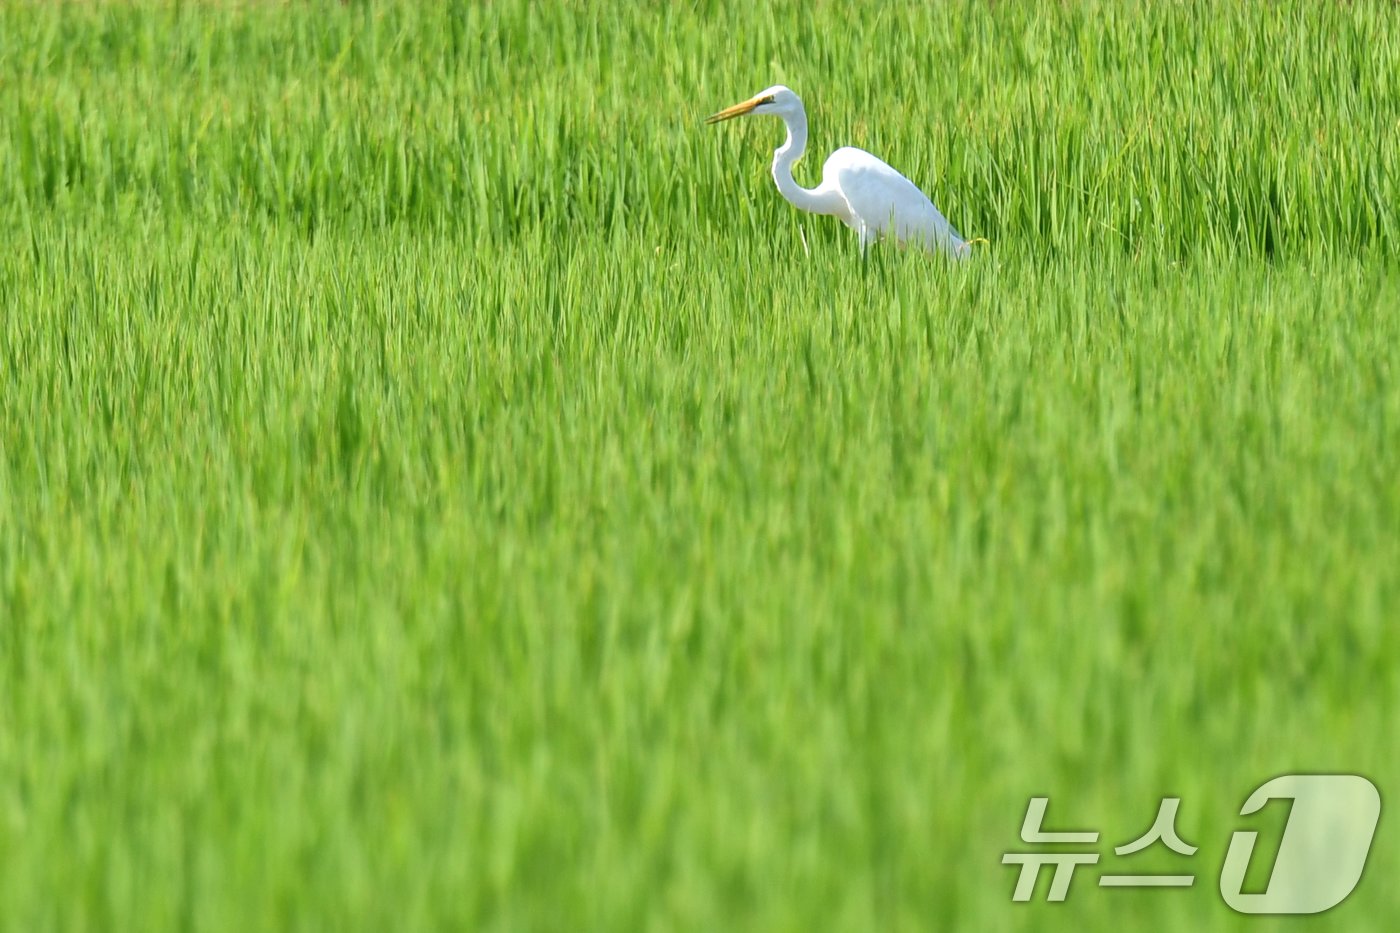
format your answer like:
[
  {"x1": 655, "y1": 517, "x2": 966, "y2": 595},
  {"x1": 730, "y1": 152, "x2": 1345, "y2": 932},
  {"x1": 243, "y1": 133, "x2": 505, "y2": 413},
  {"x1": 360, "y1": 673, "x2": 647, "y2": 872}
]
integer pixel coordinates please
[{"x1": 706, "y1": 85, "x2": 978, "y2": 259}]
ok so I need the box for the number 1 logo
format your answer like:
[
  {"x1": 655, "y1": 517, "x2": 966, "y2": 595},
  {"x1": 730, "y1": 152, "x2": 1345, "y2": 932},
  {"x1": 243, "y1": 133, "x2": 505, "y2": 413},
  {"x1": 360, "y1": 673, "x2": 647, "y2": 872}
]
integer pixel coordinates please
[{"x1": 1220, "y1": 774, "x2": 1381, "y2": 915}]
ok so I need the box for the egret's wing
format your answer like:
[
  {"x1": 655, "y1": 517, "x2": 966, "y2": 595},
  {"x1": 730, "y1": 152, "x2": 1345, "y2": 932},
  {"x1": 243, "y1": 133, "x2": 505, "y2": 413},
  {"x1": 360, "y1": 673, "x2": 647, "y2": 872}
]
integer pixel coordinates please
[{"x1": 823, "y1": 147, "x2": 965, "y2": 256}]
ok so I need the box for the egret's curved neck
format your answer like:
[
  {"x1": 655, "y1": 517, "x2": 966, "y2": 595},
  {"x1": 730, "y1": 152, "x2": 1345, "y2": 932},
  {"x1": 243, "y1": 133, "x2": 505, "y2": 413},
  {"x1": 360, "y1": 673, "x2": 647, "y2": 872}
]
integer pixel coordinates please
[{"x1": 772, "y1": 106, "x2": 844, "y2": 216}]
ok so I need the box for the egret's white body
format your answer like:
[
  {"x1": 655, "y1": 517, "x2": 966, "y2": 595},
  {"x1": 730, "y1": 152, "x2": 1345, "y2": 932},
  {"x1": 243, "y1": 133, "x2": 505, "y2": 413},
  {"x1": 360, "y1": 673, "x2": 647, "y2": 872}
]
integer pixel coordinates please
[{"x1": 706, "y1": 85, "x2": 972, "y2": 258}]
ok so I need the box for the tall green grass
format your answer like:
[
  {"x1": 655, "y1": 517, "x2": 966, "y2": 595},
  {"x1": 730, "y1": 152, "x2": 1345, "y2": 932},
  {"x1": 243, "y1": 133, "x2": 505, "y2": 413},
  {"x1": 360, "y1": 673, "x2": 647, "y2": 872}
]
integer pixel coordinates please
[
  {"x1": 1, "y1": 2, "x2": 1398, "y2": 931},
  {"x1": 4, "y1": 1, "x2": 1397, "y2": 254}
]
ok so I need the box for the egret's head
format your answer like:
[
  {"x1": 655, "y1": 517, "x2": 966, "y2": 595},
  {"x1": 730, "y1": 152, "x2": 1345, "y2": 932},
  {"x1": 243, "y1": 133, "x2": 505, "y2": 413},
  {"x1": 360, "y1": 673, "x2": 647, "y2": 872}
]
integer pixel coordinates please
[{"x1": 705, "y1": 85, "x2": 801, "y2": 124}]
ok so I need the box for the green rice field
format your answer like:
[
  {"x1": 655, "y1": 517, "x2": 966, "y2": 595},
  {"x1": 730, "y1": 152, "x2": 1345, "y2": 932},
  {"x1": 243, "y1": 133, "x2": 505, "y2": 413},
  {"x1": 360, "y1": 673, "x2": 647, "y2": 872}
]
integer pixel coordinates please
[{"x1": 1, "y1": 1, "x2": 1398, "y2": 929}]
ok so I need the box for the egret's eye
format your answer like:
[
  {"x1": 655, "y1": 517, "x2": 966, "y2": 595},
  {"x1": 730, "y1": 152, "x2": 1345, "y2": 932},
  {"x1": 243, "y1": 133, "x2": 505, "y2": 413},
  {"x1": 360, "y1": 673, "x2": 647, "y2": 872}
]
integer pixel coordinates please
[{"x1": 757, "y1": 96, "x2": 775, "y2": 106}]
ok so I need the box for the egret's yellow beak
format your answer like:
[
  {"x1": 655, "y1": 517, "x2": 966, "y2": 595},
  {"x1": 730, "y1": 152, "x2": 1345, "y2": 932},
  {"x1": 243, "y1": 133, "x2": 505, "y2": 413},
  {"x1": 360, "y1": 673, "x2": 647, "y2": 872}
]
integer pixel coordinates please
[{"x1": 704, "y1": 95, "x2": 765, "y2": 125}]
